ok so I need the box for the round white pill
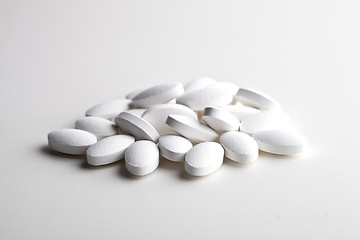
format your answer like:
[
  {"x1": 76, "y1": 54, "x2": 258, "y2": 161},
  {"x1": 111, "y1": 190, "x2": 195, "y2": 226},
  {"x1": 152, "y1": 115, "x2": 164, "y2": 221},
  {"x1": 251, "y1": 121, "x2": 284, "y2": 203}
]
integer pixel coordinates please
[
  {"x1": 252, "y1": 130, "x2": 308, "y2": 155},
  {"x1": 220, "y1": 131, "x2": 259, "y2": 163},
  {"x1": 131, "y1": 82, "x2": 184, "y2": 108},
  {"x1": 85, "y1": 99, "x2": 131, "y2": 120},
  {"x1": 221, "y1": 105, "x2": 260, "y2": 121},
  {"x1": 142, "y1": 104, "x2": 197, "y2": 135},
  {"x1": 158, "y1": 135, "x2": 193, "y2": 162},
  {"x1": 240, "y1": 111, "x2": 291, "y2": 135},
  {"x1": 214, "y1": 81, "x2": 239, "y2": 96},
  {"x1": 114, "y1": 112, "x2": 160, "y2": 142},
  {"x1": 75, "y1": 117, "x2": 118, "y2": 139},
  {"x1": 125, "y1": 140, "x2": 159, "y2": 176},
  {"x1": 125, "y1": 88, "x2": 143, "y2": 100},
  {"x1": 86, "y1": 135, "x2": 135, "y2": 166},
  {"x1": 202, "y1": 107, "x2": 240, "y2": 133},
  {"x1": 47, "y1": 129, "x2": 97, "y2": 155},
  {"x1": 184, "y1": 77, "x2": 216, "y2": 93},
  {"x1": 185, "y1": 142, "x2": 224, "y2": 176},
  {"x1": 235, "y1": 88, "x2": 281, "y2": 110},
  {"x1": 166, "y1": 114, "x2": 218, "y2": 143}
]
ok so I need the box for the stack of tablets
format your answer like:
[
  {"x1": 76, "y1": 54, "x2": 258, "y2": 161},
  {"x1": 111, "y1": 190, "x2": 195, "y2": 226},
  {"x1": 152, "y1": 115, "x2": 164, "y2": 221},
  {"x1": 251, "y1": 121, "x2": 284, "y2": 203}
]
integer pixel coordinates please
[{"x1": 47, "y1": 77, "x2": 308, "y2": 177}]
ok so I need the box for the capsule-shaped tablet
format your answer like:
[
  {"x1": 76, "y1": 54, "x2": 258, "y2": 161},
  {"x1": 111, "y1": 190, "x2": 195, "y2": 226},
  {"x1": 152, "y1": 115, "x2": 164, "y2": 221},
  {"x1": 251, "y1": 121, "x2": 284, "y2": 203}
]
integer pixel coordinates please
[
  {"x1": 47, "y1": 129, "x2": 97, "y2": 155},
  {"x1": 235, "y1": 88, "x2": 281, "y2": 110},
  {"x1": 158, "y1": 135, "x2": 193, "y2": 162},
  {"x1": 75, "y1": 117, "x2": 118, "y2": 139},
  {"x1": 85, "y1": 99, "x2": 131, "y2": 120},
  {"x1": 252, "y1": 130, "x2": 308, "y2": 155},
  {"x1": 184, "y1": 77, "x2": 216, "y2": 93},
  {"x1": 221, "y1": 105, "x2": 260, "y2": 121},
  {"x1": 86, "y1": 135, "x2": 135, "y2": 166},
  {"x1": 202, "y1": 107, "x2": 240, "y2": 133},
  {"x1": 220, "y1": 131, "x2": 259, "y2": 163},
  {"x1": 185, "y1": 142, "x2": 224, "y2": 176},
  {"x1": 125, "y1": 141, "x2": 159, "y2": 176}
]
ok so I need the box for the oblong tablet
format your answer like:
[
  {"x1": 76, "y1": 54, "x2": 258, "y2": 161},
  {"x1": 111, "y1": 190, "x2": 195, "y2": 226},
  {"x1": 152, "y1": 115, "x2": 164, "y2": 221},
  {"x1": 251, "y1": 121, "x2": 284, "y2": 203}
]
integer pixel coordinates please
[
  {"x1": 85, "y1": 99, "x2": 131, "y2": 120},
  {"x1": 142, "y1": 104, "x2": 197, "y2": 135},
  {"x1": 114, "y1": 112, "x2": 160, "y2": 142},
  {"x1": 221, "y1": 105, "x2": 260, "y2": 121},
  {"x1": 86, "y1": 135, "x2": 135, "y2": 166},
  {"x1": 235, "y1": 88, "x2": 281, "y2": 110},
  {"x1": 131, "y1": 82, "x2": 184, "y2": 108},
  {"x1": 202, "y1": 107, "x2": 240, "y2": 133},
  {"x1": 253, "y1": 130, "x2": 308, "y2": 155},
  {"x1": 125, "y1": 140, "x2": 159, "y2": 176},
  {"x1": 47, "y1": 129, "x2": 97, "y2": 155},
  {"x1": 125, "y1": 88, "x2": 143, "y2": 100},
  {"x1": 184, "y1": 77, "x2": 216, "y2": 93},
  {"x1": 158, "y1": 135, "x2": 193, "y2": 162},
  {"x1": 185, "y1": 142, "x2": 224, "y2": 176},
  {"x1": 166, "y1": 114, "x2": 218, "y2": 143},
  {"x1": 75, "y1": 117, "x2": 118, "y2": 139},
  {"x1": 220, "y1": 131, "x2": 259, "y2": 163}
]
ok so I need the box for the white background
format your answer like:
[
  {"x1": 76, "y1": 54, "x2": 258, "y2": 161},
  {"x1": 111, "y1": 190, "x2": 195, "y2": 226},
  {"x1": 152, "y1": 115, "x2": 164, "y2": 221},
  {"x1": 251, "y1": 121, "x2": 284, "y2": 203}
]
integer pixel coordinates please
[{"x1": 1, "y1": 0, "x2": 359, "y2": 239}]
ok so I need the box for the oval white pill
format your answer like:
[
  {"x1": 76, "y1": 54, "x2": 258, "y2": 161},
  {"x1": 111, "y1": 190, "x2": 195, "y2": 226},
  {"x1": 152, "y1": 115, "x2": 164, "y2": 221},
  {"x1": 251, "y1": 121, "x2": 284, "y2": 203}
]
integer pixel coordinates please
[
  {"x1": 235, "y1": 88, "x2": 281, "y2": 110},
  {"x1": 142, "y1": 104, "x2": 197, "y2": 135},
  {"x1": 213, "y1": 81, "x2": 239, "y2": 96},
  {"x1": 158, "y1": 135, "x2": 193, "y2": 162},
  {"x1": 75, "y1": 117, "x2": 118, "y2": 139},
  {"x1": 202, "y1": 107, "x2": 240, "y2": 133},
  {"x1": 220, "y1": 131, "x2": 259, "y2": 163},
  {"x1": 184, "y1": 77, "x2": 216, "y2": 93},
  {"x1": 253, "y1": 130, "x2": 308, "y2": 155},
  {"x1": 166, "y1": 114, "x2": 218, "y2": 143},
  {"x1": 86, "y1": 135, "x2": 135, "y2": 166},
  {"x1": 125, "y1": 140, "x2": 159, "y2": 176},
  {"x1": 131, "y1": 82, "x2": 184, "y2": 108},
  {"x1": 185, "y1": 142, "x2": 224, "y2": 176},
  {"x1": 125, "y1": 88, "x2": 143, "y2": 100},
  {"x1": 222, "y1": 105, "x2": 260, "y2": 121},
  {"x1": 114, "y1": 112, "x2": 160, "y2": 142},
  {"x1": 85, "y1": 99, "x2": 131, "y2": 120},
  {"x1": 47, "y1": 129, "x2": 97, "y2": 155},
  {"x1": 240, "y1": 111, "x2": 291, "y2": 135}
]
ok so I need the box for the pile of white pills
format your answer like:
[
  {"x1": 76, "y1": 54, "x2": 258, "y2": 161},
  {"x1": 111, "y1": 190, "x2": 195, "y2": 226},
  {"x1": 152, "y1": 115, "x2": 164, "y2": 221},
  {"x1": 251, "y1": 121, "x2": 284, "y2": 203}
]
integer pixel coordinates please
[{"x1": 47, "y1": 78, "x2": 308, "y2": 177}]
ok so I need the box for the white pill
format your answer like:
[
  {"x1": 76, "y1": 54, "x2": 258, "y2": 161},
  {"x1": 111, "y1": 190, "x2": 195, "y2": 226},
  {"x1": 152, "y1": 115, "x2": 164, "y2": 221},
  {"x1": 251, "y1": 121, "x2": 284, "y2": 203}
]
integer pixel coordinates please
[
  {"x1": 86, "y1": 135, "x2": 135, "y2": 166},
  {"x1": 47, "y1": 129, "x2": 97, "y2": 155},
  {"x1": 214, "y1": 81, "x2": 239, "y2": 96},
  {"x1": 142, "y1": 104, "x2": 197, "y2": 135},
  {"x1": 75, "y1": 117, "x2": 118, "y2": 139},
  {"x1": 184, "y1": 77, "x2": 216, "y2": 93},
  {"x1": 114, "y1": 112, "x2": 160, "y2": 142},
  {"x1": 125, "y1": 88, "x2": 143, "y2": 100},
  {"x1": 235, "y1": 88, "x2": 281, "y2": 110},
  {"x1": 85, "y1": 99, "x2": 131, "y2": 120},
  {"x1": 131, "y1": 82, "x2": 184, "y2": 108},
  {"x1": 220, "y1": 131, "x2": 259, "y2": 163},
  {"x1": 166, "y1": 114, "x2": 218, "y2": 143},
  {"x1": 202, "y1": 107, "x2": 240, "y2": 133},
  {"x1": 158, "y1": 135, "x2": 193, "y2": 162},
  {"x1": 253, "y1": 130, "x2": 308, "y2": 155},
  {"x1": 222, "y1": 105, "x2": 260, "y2": 121},
  {"x1": 125, "y1": 140, "x2": 159, "y2": 176},
  {"x1": 176, "y1": 84, "x2": 233, "y2": 111},
  {"x1": 124, "y1": 108, "x2": 147, "y2": 117},
  {"x1": 185, "y1": 142, "x2": 224, "y2": 176},
  {"x1": 240, "y1": 111, "x2": 291, "y2": 135}
]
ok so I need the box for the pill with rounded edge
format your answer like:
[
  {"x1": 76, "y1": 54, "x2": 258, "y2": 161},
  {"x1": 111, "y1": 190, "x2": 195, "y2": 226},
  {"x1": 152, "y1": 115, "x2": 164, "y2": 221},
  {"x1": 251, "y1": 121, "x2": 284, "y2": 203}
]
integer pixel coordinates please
[
  {"x1": 75, "y1": 117, "x2": 118, "y2": 139},
  {"x1": 47, "y1": 129, "x2": 97, "y2": 155},
  {"x1": 202, "y1": 107, "x2": 240, "y2": 133},
  {"x1": 184, "y1": 77, "x2": 216, "y2": 93},
  {"x1": 114, "y1": 112, "x2": 160, "y2": 142},
  {"x1": 125, "y1": 88, "x2": 143, "y2": 100},
  {"x1": 220, "y1": 131, "x2": 259, "y2": 163},
  {"x1": 222, "y1": 105, "x2": 260, "y2": 121},
  {"x1": 86, "y1": 135, "x2": 135, "y2": 166},
  {"x1": 125, "y1": 140, "x2": 159, "y2": 176},
  {"x1": 185, "y1": 142, "x2": 224, "y2": 176},
  {"x1": 158, "y1": 135, "x2": 193, "y2": 162},
  {"x1": 235, "y1": 88, "x2": 281, "y2": 110},
  {"x1": 85, "y1": 99, "x2": 131, "y2": 120},
  {"x1": 132, "y1": 83, "x2": 184, "y2": 108}
]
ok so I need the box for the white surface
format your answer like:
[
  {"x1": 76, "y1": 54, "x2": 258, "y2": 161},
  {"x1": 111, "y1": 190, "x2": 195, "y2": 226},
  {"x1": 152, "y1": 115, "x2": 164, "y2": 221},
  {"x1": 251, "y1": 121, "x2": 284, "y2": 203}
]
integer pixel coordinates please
[{"x1": 1, "y1": 0, "x2": 360, "y2": 239}]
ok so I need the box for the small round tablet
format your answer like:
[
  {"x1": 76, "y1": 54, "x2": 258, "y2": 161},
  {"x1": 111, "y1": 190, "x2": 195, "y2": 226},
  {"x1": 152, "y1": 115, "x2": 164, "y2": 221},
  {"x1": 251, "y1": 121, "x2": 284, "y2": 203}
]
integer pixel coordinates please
[
  {"x1": 125, "y1": 140, "x2": 159, "y2": 176},
  {"x1": 85, "y1": 99, "x2": 131, "y2": 120},
  {"x1": 158, "y1": 135, "x2": 193, "y2": 162},
  {"x1": 252, "y1": 130, "x2": 308, "y2": 155},
  {"x1": 86, "y1": 135, "x2": 135, "y2": 166},
  {"x1": 48, "y1": 129, "x2": 97, "y2": 155},
  {"x1": 202, "y1": 107, "x2": 240, "y2": 133},
  {"x1": 221, "y1": 105, "x2": 260, "y2": 121},
  {"x1": 185, "y1": 142, "x2": 224, "y2": 176},
  {"x1": 114, "y1": 111, "x2": 160, "y2": 142},
  {"x1": 184, "y1": 77, "x2": 216, "y2": 93},
  {"x1": 75, "y1": 117, "x2": 118, "y2": 139},
  {"x1": 131, "y1": 82, "x2": 184, "y2": 108},
  {"x1": 235, "y1": 88, "x2": 281, "y2": 110},
  {"x1": 214, "y1": 81, "x2": 239, "y2": 96},
  {"x1": 166, "y1": 114, "x2": 218, "y2": 143},
  {"x1": 220, "y1": 131, "x2": 259, "y2": 163}
]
